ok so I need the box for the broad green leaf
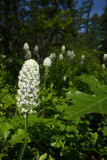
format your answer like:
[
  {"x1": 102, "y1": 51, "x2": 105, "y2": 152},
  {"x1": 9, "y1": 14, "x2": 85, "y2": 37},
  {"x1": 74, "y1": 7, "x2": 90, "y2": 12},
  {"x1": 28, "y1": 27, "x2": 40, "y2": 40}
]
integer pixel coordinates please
[
  {"x1": 67, "y1": 75, "x2": 107, "y2": 119},
  {"x1": 57, "y1": 74, "x2": 107, "y2": 120},
  {"x1": 49, "y1": 155, "x2": 55, "y2": 160},
  {"x1": 0, "y1": 122, "x2": 12, "y2": 140},
  {"x1": 9, "y1": 129, "x2": 25, "y2": 145},
  {"x1": 9, "y1": 129, "x2": 31, "y2": 145},
  {"x1": 0, "y1": 153, "x2": 7, "y2": 160},
  {"x1": 66, "y1": 125, "x2": 76, "y2": 133},
  {"x1": 51, "y1": 140, "x2": 61, "y2": 148},
  {"x1": 102, "y1": 126, "x2": 107, "y2": 136},
  {"x1": 39, "y1": 153, "x2": 47, "y2": 160}
]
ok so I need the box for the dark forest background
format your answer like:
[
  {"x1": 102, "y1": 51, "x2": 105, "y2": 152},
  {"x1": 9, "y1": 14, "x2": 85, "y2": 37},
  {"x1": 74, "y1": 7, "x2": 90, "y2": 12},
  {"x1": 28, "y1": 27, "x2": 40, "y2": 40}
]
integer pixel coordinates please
[{"x1": 0, "y1": 0, "x2": 107, "y2": 59}]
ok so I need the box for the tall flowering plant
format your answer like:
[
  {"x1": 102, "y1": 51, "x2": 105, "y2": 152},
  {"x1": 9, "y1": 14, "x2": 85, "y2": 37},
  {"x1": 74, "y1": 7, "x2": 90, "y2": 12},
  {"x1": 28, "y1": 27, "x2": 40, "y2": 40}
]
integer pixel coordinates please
[
  {"x1": 17, "y1": 59, "x2": 40, "y2": 116},
  {"x1": 16, "y1": 59, "x2": 40, "y2": 159}
]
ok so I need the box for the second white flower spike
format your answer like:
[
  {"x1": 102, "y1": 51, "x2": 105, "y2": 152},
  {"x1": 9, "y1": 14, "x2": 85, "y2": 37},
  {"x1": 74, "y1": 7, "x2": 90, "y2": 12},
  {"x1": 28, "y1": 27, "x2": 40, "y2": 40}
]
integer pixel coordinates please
[{"x1": 43, "y1": 57, "x2": 52, "y2": 67}]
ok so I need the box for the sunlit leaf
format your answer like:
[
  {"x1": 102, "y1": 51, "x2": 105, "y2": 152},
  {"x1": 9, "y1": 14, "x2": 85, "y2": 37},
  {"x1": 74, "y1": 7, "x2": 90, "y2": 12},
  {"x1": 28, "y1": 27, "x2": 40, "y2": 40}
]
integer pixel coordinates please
[
  {"x1": 49, "y1": 155, "x2": 55, "y2": 160},
  {"x1": 102, "y1": 126, "x2": 107, "y2": 136},
  {"x1": 39, "y1": 153, "x2": 47, "y2": 160},
  {"x1": 9, "y1": 129, "x2": 31, "y2": 145},
  {"x1": 57, "y1": 74, "x2": 107, "y2": 120},
  {"x1": 0, "y1": 122, "x2": 12, "y2": 140}
]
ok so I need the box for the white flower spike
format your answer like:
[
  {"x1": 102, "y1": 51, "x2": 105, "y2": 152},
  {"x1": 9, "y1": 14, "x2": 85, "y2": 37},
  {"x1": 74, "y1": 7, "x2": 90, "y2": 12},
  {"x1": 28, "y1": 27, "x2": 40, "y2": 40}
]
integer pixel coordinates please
[
  {"x1": 62, "y1": 45, "x2": 65, "y2": 52},
  {"x1": 103, "y1": 54, "x2": 107, "y2": 61},
  {"x1": 17, "y1": 59, "x2": 40, "y2": 115},
  {"x1": 43, "y1": 57, "x2": 51, "y2": 67},
  {"x1": 34, "y1": 45, "x2": 39, "y2": 53},
  {"x1": 25, "y1": 51, "x2": 31, "y2": 59},
  {"x1": 49, "y1": 53, "x2": 56, "y2": 61},
  {"x1": 81, "y1": 55, "x2": 85, "y2": 60},
  {"x1": 23, "y1": 43, "x2": 29, "y2": 52},
  {"x1": 59, "y1": 54, "x2": 63, "y2": 61},
  {"x1": 67, "y1": 51, "x2": 75, "y2": 60},
  {"x1": 63, "y1": 76, "x2": 67, "y2": 81},
  {"x1": 102, "y1": 64, "x2": 105, "y2": 68},
  {"x1": 80, "y1": 60, "x2": 84, "y2": 66}
]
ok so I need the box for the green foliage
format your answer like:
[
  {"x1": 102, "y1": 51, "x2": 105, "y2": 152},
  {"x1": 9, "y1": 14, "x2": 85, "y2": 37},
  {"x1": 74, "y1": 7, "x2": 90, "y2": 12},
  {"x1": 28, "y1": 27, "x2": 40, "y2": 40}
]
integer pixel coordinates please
[
  {"x1": 0, "y1": 122, "x2": 12, "y2": 140},
  {"x1": 57, "y1": 74, "x2": 107, "y2": 120},
  {"x1": 0, "y1": 45, "x2": 107, "y2": 159},
  {"x1": 0, "y1": 0, "x2": 107, "y2": 158},
  {"x1": 39, "y1": 153, "x2": 47, "y2": 160}
]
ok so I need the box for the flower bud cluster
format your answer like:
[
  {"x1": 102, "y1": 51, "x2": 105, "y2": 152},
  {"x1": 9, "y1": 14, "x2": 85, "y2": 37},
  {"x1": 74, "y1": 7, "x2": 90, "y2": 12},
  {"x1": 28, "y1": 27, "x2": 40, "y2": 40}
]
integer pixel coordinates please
[
  {"x1": 67, "y1": 51, "x2": 75, "y2": 60},
  {"x1": 61, "y1": 45, "x2": 65, "y2": 53},
  {"x1": 23, "y1": 43, "x2": 29, "y2": 52},
  {"x1": 102, "y1": 54, "x2": 107, "y2": 68},
  {"x1": 63, "y1": 75, "x2": 67, "y2": 81},
  {"x1": 103, "y1": 54, "x2": 107, "y2": 61},
  {"x1": 16, "y1": 59, "x2": 40, "y2": 116},
  {"x1": 34, "y1": 45, "x2": 39, "y2": 53},
  {"x1": 34, "y1": 45, "x2": 39, "y2": 58},
  {"x1": 23, "y1": 43, "x2": 32, "y2": 60},
  {"x1": 80, "y1": 55, "x2": 85, "y2": 65},
  {"x1": 43, "y1": 57, "x2": 52, "y2": 67},
  {"x1": 59, "y1": 54, "x2": 63, "y2": 61},
  {"x1": 102, "y1": 64, "x2": 105, "y2": 69},
  {"x1": 49, "y1": 53, "x2": 56, "y2": 61}
]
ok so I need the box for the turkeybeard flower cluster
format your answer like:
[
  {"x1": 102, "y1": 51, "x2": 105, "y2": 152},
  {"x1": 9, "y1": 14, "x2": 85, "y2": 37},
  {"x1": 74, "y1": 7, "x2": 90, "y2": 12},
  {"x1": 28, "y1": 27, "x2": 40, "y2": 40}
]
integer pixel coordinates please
[
  {"x1": 67, "y1": 51, "x2": 75, "y2": 60},
  {"x1": 34, "y1": 45, "x2": 39, "y2": 53},
  {"x1": 59, "y1": 54, "x2": 63, "y2": 61},
  {"x1": 61, "y1": 45, "x2": 65, "y2": 54},
  {"x1": 23, "y1": 43, "x2": 29, "y2": 52},
  {"x1": 23, "y1": 42, "x2": 33, "y2": 60},
  {"x1": 16, "y1": 59, "x2": 40, "y2": 116},
  {"x1": 43, "y1": 57, "x2": 52, "y2": 76},
  {"x1": 63, "y1": 75, "x2": 67, "y2": 81},
  {"x1": 80, "y1": 55, "x2": 85, "y2": 66},
  {"x1": 102, "y1": 54, "x2": 107, "y2": 68},
  {"x1": 102, "y1": 64, "x2": 105, "y2": 69},
  {"x1": 103, "y1": 54, "x2": 107, "y2": 61},
  {"x1": 49, "y1": 53, "x2": 56, "y2": 61},
  {"x1": 34, "y1": 45, "x2": 39, "y2": 58},
  {"x1": 43, "y1": 57, "x2": 51, "y2": 67}
]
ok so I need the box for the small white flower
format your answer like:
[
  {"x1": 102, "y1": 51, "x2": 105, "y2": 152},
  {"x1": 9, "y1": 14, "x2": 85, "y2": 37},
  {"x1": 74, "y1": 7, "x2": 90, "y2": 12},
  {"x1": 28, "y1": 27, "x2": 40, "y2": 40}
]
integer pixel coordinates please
[
  {"x1": 63, "y1": 76, "x2": 67, "y2": 81},
  {"x1": 43, "y1": 57, "x2": 51, "y2": 67},
  {"x1": 80, "y1": 60, "x2": 84, "y2": 65},
  {"x1": 22, "y1": 108, "x2": 28, "y2": 113},
  {"x1": 103, "y1": 54, "x2": 107, "y2": 61},
  {"x1": 81, "y1": 55, "x2": 85, "y2": 60},
  {"x1": 62, "y1": 45, "x2": 65, "y2": 52},
  {"x1": 59, "y1": 54, "x2": 63, "y2": 61},
  {"x1": 102, "y1": 63, "x2": 105, "y2": 68},
  {"x1": 26, "y1": 51, "x2": 31, "y2": 59},
  {"x1": 67, "y1": 51, "x2": 71, "y2": 57},
  {"x1": 49, "y1": 53, "x2": 56, "y2": 61},
  {"x1": 34, "y1": 45, "x2": 39, "y2": 53},
  {"x1": 71, "y1": 53, "x2": 75, "y2": 60},
  {"x1": 29, "y1": 109, "x2": 33, "y2": 114},
  {"x1": 23, "y1": 114, "x2": 27, "y2": 118},
  {"x1": 67, "y1": 51, "x2": 75, "y2": 60},
  {"x1": 52, "y1": 53, "x2": 56, "y2": 58},
  {"x1": 77, "y1": 91, "x2": 80, "y2": 94},
  {"x1": 23, "y1": 43, "x2": 29, "y2": 52}
]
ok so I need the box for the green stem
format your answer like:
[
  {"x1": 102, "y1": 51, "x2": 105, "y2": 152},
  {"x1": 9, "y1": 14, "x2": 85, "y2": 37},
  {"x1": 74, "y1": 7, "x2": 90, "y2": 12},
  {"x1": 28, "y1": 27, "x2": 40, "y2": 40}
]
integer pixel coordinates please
[
  {"x1": 44, "y1": 67, "x2": 48, "y2": 88},
  {"x1": 19, "y1": 114, "x2": 28, "y2": 160}
]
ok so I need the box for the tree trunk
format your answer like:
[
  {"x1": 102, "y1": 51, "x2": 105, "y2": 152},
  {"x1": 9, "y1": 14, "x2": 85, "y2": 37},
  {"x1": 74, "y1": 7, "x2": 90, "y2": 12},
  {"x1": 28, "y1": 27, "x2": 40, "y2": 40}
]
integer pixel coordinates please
[{"x1": 52, "y1": 0, "x2": 60, "y2": 46}]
